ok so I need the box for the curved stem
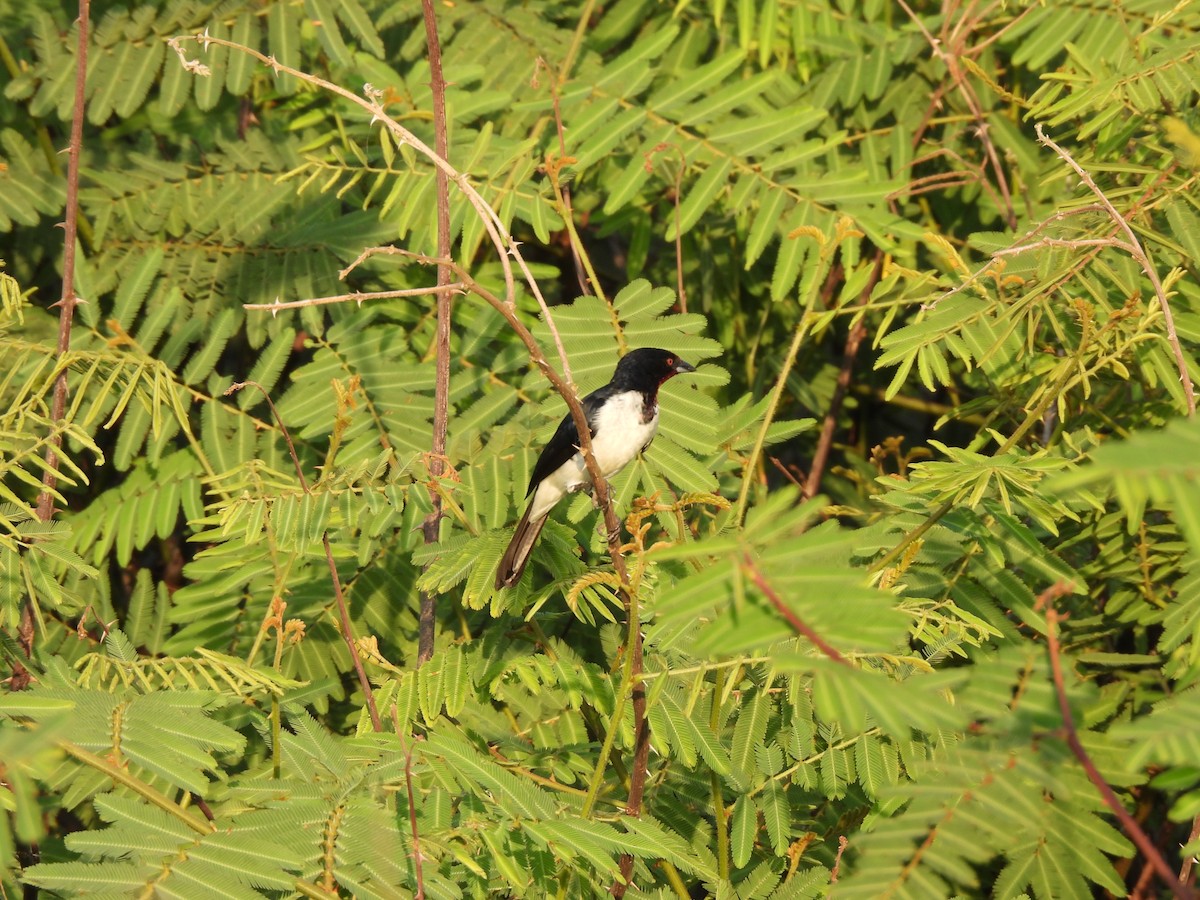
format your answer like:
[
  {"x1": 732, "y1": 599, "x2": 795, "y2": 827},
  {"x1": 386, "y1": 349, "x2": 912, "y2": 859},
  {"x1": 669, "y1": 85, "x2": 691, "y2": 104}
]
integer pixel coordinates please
[{"x1": 226, "y1": 381, "x2": 381, "y2": 733}]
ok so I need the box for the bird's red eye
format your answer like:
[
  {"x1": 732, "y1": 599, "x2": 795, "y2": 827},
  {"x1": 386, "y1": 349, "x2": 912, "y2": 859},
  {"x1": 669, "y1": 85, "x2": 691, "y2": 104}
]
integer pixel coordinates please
[{"x1": 667, "y1": 357, "x2": 674, "y2": 365}]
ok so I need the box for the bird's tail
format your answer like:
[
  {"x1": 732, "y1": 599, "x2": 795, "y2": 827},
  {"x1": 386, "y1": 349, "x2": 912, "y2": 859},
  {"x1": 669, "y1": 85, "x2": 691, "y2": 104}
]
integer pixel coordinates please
[{"x1": 496, "y1": 504, "x2": 548, "y2": 589}]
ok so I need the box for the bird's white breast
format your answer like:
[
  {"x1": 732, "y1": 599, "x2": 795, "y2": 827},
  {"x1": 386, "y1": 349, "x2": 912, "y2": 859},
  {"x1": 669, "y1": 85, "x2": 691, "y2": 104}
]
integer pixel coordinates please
[
  {"x1": 528, "y1": 391, "x2": 658, "y2": 520},
  {"x1": 588, "y1": 390, "x2": 658, "y2": 477}
]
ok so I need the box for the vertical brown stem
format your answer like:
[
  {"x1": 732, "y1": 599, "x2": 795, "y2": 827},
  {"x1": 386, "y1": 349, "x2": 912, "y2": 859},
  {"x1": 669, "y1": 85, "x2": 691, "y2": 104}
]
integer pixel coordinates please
[
  {"x1": 418, "y1": 0, "x2": 453, "y2": 666},
  {"x1": 546, "y1": 68, "x2": 589, "y2": 297},
  {"x1": 15, "y1": 0, "x2": 90, "y2": 692},
  {"x1": 804, "y1": 253, "x2": 883, "y2": 499},
  {"x1": 614, "y1": 599, "x2": 648, "y2": 896},
  {"x1": 36, "y1": 0, "x2": 89, "y2": 522},
  {"x1": 392, "y1": 705, "x2": 426, "y2": 900}
]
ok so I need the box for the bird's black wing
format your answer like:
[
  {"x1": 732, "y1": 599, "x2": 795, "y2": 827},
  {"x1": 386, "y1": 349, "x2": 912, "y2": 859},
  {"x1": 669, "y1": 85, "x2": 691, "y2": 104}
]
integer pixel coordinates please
[{"x1": 523, "y1": 384, "x2": 614, "y2": 497}]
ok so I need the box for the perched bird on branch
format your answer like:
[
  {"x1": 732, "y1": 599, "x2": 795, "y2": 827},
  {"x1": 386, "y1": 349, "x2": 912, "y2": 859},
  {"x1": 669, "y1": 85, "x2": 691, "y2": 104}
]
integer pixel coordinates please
[{"x1": 496, "y1": 348, "x2": 696, "y2": 589}]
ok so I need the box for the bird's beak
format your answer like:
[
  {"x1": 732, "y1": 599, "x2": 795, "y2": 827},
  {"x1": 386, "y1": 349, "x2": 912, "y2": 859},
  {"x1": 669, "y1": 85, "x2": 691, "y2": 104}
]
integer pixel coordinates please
[{"x1": 674, "y1": 359, "x2": 696, "y2": 374}]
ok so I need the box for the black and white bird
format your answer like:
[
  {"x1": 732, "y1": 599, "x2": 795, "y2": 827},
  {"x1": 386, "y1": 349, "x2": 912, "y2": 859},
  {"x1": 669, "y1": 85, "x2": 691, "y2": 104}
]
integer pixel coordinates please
[{"x1": 496, "y1": 348, "x2": 697, "y2": 589}]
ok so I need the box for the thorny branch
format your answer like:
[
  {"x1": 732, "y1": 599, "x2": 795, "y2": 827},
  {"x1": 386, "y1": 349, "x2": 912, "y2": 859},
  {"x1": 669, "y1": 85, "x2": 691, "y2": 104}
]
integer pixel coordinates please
[
  {"x1": 417, "y1": 0, "x2": 453, "y2": 667},
  {"x1": 18, "y1": 0, "x2": 92, "y2": 690}
]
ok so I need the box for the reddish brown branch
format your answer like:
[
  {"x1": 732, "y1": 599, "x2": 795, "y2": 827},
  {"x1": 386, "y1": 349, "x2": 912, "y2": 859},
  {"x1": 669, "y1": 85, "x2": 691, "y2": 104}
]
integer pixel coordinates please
[
  {"x1": 16, "y1": 0, "x2": 91, "y2": 692},
  {"x1": 896, "y1": 0, "x2": 1017, "y2": 229},
  {"x1": 804, "y1": 253, "x2": 883, "y2": 500},
  {"x1": 669, "y1": 148, "x2": 687, "y2": 314},
  {"x1": 226, "y1": 382, "x2": 381, "y2": 732},
  {"x1": 417, "y1": 0, "x2": 453, "y2": 666},
  {"x1": 36, "y1": 0, "x2": 89, "y2": 522},
  {"x1": 1181, "y1": 815, "x2": 1200, "y2": 886},
  {"x1": 742, "y1": 555, "x2": 851, "y2": 667},
  {"x1": 1039, "y1": 583, "x2": 1193, "y2": 900},
  {"x1": 540, "y1": 57, "x2": 589, "y2": 297},
  {"x1": 614, "y1": 628, "x2": 649, "y2": 896},
  {"x1": 392, "y1": 706, "x2": 426, "y2": 900}
]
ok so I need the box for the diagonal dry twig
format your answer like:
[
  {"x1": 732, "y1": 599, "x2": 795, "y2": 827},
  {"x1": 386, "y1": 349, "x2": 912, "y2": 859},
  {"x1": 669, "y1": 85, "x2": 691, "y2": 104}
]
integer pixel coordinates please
[
  {"x1": 1035, "y1": 124, "x2": 1195, "y2": 416},
  {"x1": 169, "y1": 32, "x2": 574, "y2": 388}
]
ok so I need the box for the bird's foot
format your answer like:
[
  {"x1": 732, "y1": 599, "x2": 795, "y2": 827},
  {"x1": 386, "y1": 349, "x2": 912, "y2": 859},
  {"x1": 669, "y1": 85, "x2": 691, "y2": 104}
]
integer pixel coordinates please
[
  {"x1": 589, "y1": 479, "x2": 615, "y2": 509},
  {"x1": 595, "y1": 517, "x2": 622, "y2": 545}
]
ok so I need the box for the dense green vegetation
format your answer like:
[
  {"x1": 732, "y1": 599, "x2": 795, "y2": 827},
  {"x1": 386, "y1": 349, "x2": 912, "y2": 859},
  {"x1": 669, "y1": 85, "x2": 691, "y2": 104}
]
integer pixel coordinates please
[{"x1": 3, "y1": 0, "x2": 1200, "y2": 896}]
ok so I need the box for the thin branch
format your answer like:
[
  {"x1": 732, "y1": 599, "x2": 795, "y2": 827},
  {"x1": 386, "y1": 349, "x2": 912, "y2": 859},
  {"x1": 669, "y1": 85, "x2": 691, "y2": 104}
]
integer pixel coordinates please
[
  {"x1": 18, "y1": 0, "x2": 91, "y2": 691},
  {"x1": 243, "y1": 285, "x2": 460, "y2": 312},
  {"x1": 742, "y1": 554, "x2": 851, "y2": 667},
  {"x1": 645, "y1": 143, "x2": 690, "y2": 314},
  {"x1": 993, "y1": 236, "x2": 1136, "y2": 257},
  {"x1": 1181, "y1": 815, "x2": 1200, "y2": 885},
  {"x1": 548, "y1": 161, "x2": 608, "y2": 304},
  {"x1": 671, "y1": 156, "x2": 687, "y2": 314},
  {"x1": 417, "y1": 0, "x2": 453, "y2": 667},
  {"x1": 391, "y1": 705, "x2": 426, "y2": 900},
  {"x1": 830, "y1": 835, "x2": 849, "y2": 883},
  {"x1": 710, "y1": 665, "x2": 731, "y2": 881},
  {"x1": 539, "y1": 56, "x2": 589, "y2": 297},
  {"x1": 1035, "y1": 124, "x2": 1195, "y2": 416},
  {"x1": 734, "y1": 310, "x2": 812, "y2": 526},
  {"x1": 613, "y1": 599, "x2": 649, "y2": 896},
  {"x1": 36, "y1": 0, "x2": 89, "y2": 523},
  {"x1": 226, "y1": 381, "x2": 381, "y2": 732},
  {"x1": 920, "y1": 203, "x2": 1106, "y2": 311},
  {"x1": 896, "y1": 0, "x2": 1017, "y2": 229},
  {"x1": 1039, "y1": 583, "x2": 1194, "y2": 900},
  {"x1": 804, "y1": 253, "x2": 883, "y2": 499}
]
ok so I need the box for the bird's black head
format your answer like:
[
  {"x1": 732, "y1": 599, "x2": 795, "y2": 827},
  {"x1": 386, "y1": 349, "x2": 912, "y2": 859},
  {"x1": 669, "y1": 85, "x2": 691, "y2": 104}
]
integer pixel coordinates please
[{"x1": 611, "y1": 348, "x2": 696, "y2": 392}]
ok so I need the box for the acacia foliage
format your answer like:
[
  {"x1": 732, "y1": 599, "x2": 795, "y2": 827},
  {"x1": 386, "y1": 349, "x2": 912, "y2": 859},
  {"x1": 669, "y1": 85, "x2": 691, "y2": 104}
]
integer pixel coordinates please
[{"x1": 2, "y1": 0, "x2": 1200, "y2": 897}]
